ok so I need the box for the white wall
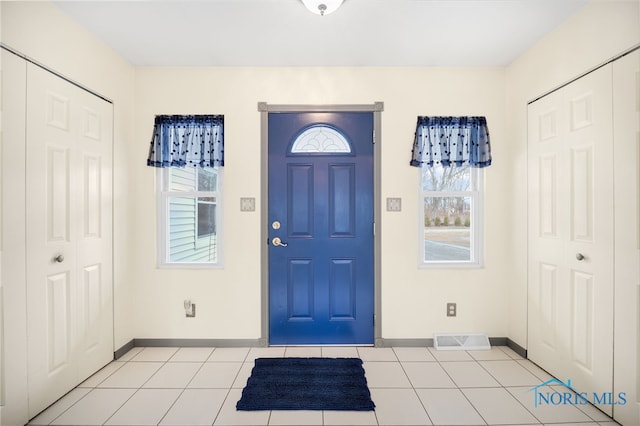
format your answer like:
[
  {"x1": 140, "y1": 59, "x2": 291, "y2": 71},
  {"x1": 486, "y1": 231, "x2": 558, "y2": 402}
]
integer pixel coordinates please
[
  {"x1": 133, "y1": 66, "x2": 509, "y2": 340},
  {"x1": 504, "y1": 0, "x2": 640, "y2": 349},
  {"x1": 1, "y1": 1, "x2": 135, "y2": 424}
]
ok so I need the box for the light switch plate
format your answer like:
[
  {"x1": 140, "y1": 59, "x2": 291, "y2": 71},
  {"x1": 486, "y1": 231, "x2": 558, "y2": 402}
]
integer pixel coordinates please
[
  {"x1": 386, "y1": 197, "x2": 402, "y2": 212},
  {"x1": 240, "y1": 197, "x2": 255, "y2": 212}
]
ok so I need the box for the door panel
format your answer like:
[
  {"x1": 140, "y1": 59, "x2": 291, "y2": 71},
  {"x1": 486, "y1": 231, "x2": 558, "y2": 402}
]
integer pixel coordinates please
[
  {"x1": 268, "y1": 112, "x2": 374, "y2": 345},
  {"x1": 26, "y1": 63, "x2": 113, "y2": 417},
  {"x1": 528, "y1": 64, "x2": 613, "y2": 414}
]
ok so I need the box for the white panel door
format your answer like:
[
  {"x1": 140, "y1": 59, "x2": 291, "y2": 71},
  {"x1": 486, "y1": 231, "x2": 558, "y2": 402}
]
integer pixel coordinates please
[
  {"x1": 25, "y1": 63, "x2": 113, "y2": 418},
  {"x1": 528, "y1": 64, "x2": 614, "y2": 414}
]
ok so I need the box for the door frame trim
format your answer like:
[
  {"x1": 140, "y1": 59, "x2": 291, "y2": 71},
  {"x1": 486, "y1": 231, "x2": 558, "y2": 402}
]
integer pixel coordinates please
[{"x1": 258, "y1": 102, "x2": 384, "y2": 346}]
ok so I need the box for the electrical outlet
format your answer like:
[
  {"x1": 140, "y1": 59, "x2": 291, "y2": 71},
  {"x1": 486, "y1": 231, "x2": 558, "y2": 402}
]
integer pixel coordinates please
[
  {"x1": 187, "y1": 303, "x2": 196, "y2": 318},
  {"x1": 184, "y1": 299, "x2": 196, "y2": 318},
  {"x1": 446, "y1": 303, "x2": 457, "y2": 317}
]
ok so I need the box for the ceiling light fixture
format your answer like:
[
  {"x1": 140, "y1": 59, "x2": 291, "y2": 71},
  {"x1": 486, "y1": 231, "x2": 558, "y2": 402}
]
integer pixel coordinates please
[{"x1": 301, "y1": 0, "x2": 344, "y2": 16}]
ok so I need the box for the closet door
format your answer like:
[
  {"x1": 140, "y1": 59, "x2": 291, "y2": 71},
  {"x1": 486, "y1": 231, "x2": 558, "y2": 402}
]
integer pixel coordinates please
[
  {"x1": 25, "y1": 63, "x2": 113, "y2": 417},
  {"x1": 528, "y1": 64, "x2": 614, "y2": 413}
]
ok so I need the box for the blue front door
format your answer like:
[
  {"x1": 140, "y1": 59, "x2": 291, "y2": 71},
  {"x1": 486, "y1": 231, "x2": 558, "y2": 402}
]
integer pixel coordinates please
[{"x1": 268, "y1": 112, "x2": 374, "y2": 345}]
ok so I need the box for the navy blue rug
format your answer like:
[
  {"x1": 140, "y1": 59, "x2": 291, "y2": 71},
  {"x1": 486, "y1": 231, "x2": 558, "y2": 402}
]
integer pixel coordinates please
[{"x1": 236, "y1": 357, "x2": 375, "y2": 411}]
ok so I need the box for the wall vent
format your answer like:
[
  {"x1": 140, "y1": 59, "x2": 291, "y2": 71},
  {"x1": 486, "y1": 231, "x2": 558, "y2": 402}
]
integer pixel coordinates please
[{"x1": 433, "y1": 333, "x2": 490, "y2": 351}]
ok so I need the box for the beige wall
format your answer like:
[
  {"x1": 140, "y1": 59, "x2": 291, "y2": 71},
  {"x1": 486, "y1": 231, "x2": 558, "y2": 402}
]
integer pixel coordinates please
[
  {"x1": 132, "y1": 66, "x2": 509, "y2": 340},
  {"x1": 504, "y1": 0, "x2": 640, "y2": 348}
]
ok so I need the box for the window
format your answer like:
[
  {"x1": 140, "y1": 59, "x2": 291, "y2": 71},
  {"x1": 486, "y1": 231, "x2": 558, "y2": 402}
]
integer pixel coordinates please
[
  {"x1": 290, "y1": 125, "x2": 352, "y2": 154},
  {"x1": 420, "y1": 163, "x2": 482, "y2": 267},
  {"x1": 158, "y1": 166, "x2": 222, "y2": 267}
]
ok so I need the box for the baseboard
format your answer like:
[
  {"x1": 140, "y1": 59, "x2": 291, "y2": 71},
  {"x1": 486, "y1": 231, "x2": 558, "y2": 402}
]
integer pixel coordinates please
[
  {"x1": 506, "y1": 338, "x2": 527, "y2": 358},
  {"x1": 114, "y1": 338, "x2": 265, "y2": 360},
  {"x1": 114, "y1": 339, "x2": 135, "y2": 359},
  {"x1": 114, "y1": 336, "x2": 527, "y2": 359}
]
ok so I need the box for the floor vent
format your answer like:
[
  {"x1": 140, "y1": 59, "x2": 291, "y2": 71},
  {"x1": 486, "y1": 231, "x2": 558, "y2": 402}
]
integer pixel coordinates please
[{"x1": 433, "y1": 333, "x2": 491, "y2": 351}]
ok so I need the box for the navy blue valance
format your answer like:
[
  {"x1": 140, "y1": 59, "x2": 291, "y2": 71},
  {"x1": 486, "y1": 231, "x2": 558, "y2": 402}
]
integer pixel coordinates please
[
  {"x1": 147, "y1": 115, "x2": 224, "y2": 168},
  {"x1": 410, "y1": 116, "x2": 492, "y2": 168}
]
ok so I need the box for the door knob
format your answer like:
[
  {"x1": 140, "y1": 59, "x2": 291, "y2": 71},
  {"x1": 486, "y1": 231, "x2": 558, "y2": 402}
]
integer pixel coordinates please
[
  {"x1": 576, "y1": 253, "x2": 585, "y2": 261},
  {"x1": 54, "y1": 254, "x2": 65, "y2": 263},
  {"x1": 272, "y1": 237, "x2": 288, "y2": 247}
]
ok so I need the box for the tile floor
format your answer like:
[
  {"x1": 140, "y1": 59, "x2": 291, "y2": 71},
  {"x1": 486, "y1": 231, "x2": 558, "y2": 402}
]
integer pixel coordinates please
[{"x1": 28, "y1": 346, "x2": 619, "y2": 426}]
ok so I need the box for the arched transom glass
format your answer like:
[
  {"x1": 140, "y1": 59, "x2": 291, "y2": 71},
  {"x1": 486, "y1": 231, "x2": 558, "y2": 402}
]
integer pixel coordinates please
[{"x1": 290, "y1": 125, "x2": 352, "y2": 154}]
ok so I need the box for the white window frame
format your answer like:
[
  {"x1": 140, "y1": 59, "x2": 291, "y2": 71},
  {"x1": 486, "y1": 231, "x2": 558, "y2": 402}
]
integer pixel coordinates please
[
  {"x1": 418, "y1": 165, "x2": 483, "y2": 268},
  {"x1": 157, "y1": 167, "x2": 224, "y2": 269}
]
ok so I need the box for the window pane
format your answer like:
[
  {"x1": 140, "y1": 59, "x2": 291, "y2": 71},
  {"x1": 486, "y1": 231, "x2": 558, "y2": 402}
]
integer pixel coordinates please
[
  {"x1": 167, "y1": 196, "x2": 217, "y2": 263},
  {"x1": 424, "y1": 196, "x2": 472, "y2": 262},
  {"x1": 197, "y1": 199, "x2": 216, "y2": 237},
  {"x1": 290, "y1": 125, "x2": 352, "y2": 154},
  {"x1": 197, "y1": 168, "x2": 218, "y2": 191},
  {"x1": 422, "y1": 164, "x2": 471, "y2": 192},
  {"x1": 169, "y1": 167, "x2": 196, "y2": 191}
]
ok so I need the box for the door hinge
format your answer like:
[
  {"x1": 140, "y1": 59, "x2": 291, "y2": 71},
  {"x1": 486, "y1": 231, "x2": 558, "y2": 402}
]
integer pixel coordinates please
[
  {"x1": 372, "y1": 129, "x2": 376, "y2": 144},
  {"x1": 373, "y1": 314, "x2": 376, "y2": 326},
  {"x1": 373, "y1": 222, "x2": 375, "y2": 237}
]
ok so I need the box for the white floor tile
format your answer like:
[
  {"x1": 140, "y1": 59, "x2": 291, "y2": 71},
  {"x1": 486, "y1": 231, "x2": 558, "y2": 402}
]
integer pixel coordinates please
[
  {"x1": 188, "y1": 361, "x2": 242, "y2": 388},
  {"x1": 169, "y1": 347, "x2": 215, "y2": 362},
  {"x1": 29, "y1": 388, "x2": 92, "y2": 425},
  {"x1": 214, "y1": 388, "x2": 270, "y2": 425},
  {"x1": 323, "y1": 410, "x2": 378, "y2": 425},
  {"x1": 142, "y1": 362, "x2": 202, "y2": 388},
  {"x1": 321, "y1": 346, "x2": 359, "y2": 358},
  {"x1": 441, "y1": 361, "x2": 501, "y2": 388},
  {"x1": 284, "y1": 346, "x2": 322, "y2": 358},
  {"x1": 542, "y1": 423, "x2": 601, "y2": 426},
  {"x1": 402, "y1": 362, "x2": 457, "y2": 388},
  {"x1": 247, "y1": 347, "x2": 287, "y2": 361},
  {"x1": 416, "y1": 388, "x2": 486, "y2": 425},
  {"x1": 159, "y1": 389, "x2": 228, "y2": 425},
  {"x1": 428, "y1": 347, "x2": 474, "y2": 361},
  {"x1": 105, "y1": 388, "x2": 181, "y2": 425},
  {"x1": 98, "y1": 362, "x2": 163, "y2": 388},
  {"x1": 357, "y1": 347, "x2": 398, "y2": 361},
  {"x1": 468, "y1": 348, "x2": 512, "y2": 361},
  {"x1": 363, "y1": 361, "x2": 411, "y2": 388},
  {"x1": 507, "y1": 386, "x2": 593, "y2": 424},
  {"x1": 34, "y1": 346, "x2": 615, "y2": 426},
  {"x1": 462, "y1": 387, "x2": 539, "y2": 425},
  {"x1": 268, "y1": 409, "x2": 323, "y2": 425},
  {"x1": 50, "y1": 388, "x2": 136, "y2": 425},
  {"x1": 393, "y1": 347, "x2": 436, "y2": 362},
  {"x1": 207, "y1": 347, "x2": 250, "y2": 362},
  {"x1": 576, "y1": 400, "x2": 614, "y2": 422},
  {"x1": 370, "y1": 388, "x2": 432, "y2": 425},
  {"x1": 497, "y1": 345, "x2": 524, "y2": 359},
  {"x1": 131, "y1": 347, "x2": 179, "y2": 362},
  {"x1": 516, "y1": 359, "x2": 554, "y2": 382},
  {"x1": 78, "y1": 362, "x2": 126, "y2": 388},
  {"x1": 232, "y1": 361, "x2": 255, "y2": 389},
  {"x1": 117, "y1": 347, "x2": 143, "y2": 361},
  {"x1": 480, "y1": 360, "x2": 541, "y2": 387}
]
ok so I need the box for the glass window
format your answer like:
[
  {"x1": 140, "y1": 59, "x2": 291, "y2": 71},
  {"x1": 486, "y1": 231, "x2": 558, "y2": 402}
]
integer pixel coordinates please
[
  {"x1": 290, "y1": 125, "x2": 352, "y2": 154},
  {"x1": 158, "y1": 167, "x2": 222, "y2": 267},
  {"x1": 420, "y1": 164, "x2": 482, "y2": 267}
]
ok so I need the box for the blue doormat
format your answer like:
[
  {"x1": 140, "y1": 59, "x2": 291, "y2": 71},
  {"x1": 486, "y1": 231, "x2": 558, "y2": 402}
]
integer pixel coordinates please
[{"x1": 236, "y1": 357, "x2": 375, "y2": 411}]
